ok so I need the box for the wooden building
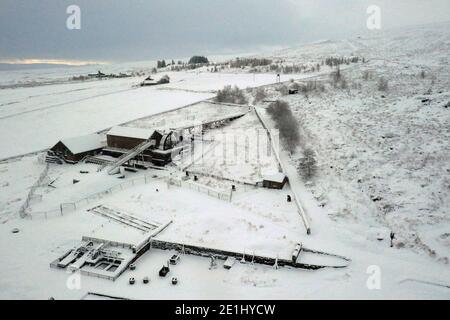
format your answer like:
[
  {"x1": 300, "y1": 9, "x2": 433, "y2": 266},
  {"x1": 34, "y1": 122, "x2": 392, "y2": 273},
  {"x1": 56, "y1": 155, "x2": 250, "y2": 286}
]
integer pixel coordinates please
[
  {"x1": 48, "y1": 134, "x2": 105, "y2": 163},
  {"x1": 106, "y1": 126, "x2": 155, "y2": 149},
  {"x1": 104, "y1": 126, "x2": 181, "y2": 166},
  {"x1": 262, "y1": 172, "x2": 288, "y2": 189}
]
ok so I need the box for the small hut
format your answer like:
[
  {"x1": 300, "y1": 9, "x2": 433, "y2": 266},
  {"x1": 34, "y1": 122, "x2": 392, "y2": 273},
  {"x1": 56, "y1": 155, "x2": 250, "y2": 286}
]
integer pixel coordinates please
[{"x1": 262, "y1": 172, "x2": 288, "y2": 189}]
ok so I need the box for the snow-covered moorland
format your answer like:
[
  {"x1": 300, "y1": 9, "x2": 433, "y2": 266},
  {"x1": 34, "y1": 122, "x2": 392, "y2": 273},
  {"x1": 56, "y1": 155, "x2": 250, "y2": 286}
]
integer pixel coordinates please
[{"x1": 254, "y1": 22, "x2": 450, "y2": 263}]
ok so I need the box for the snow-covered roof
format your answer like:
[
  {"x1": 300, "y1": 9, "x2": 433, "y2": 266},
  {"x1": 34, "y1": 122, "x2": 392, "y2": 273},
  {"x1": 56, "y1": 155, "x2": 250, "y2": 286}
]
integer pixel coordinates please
[
  {"x1": 263, "y1": 172, "x2": 287, "y2": 183},
  {"x1": 107, "y1": 126, "x2": 154, "y2": 140},
  {"x1": 60, "y1": 134, "x2": 105, "y2": 154}
]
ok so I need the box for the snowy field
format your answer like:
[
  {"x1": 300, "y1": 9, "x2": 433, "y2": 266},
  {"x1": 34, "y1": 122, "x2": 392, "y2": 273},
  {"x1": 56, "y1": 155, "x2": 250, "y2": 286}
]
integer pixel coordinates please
[
  {"x1": 0, "y1": 22, "x2": 449, "y2": 300},
  {"x1": 0, "y1": 71, "x2": 305, "y2": 160}
]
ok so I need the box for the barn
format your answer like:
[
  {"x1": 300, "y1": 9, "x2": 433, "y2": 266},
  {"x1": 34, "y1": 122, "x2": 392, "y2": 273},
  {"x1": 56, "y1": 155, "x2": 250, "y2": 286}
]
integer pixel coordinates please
[
  {"x1": 262, "y1": 172, "x2": 288, "y2": 189},
  {"x1": 48, "y1": 133, "x2": 105, "y2": 163},
  {"x1": 106, "y1": 126, "x2": 155, "y2": 149}
]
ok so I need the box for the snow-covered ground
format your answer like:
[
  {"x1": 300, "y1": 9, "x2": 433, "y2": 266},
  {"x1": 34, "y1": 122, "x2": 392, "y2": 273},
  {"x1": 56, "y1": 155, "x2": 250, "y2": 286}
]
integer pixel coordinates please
[{"x1": 0, "y1": 22, "x2": 449, "y2": 299}]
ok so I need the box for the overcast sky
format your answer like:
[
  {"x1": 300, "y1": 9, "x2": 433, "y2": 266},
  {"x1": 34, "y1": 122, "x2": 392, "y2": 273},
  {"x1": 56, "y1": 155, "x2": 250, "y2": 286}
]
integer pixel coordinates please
[{"x1": 1, "y1": 0, "x2": 449, "y2": 63}]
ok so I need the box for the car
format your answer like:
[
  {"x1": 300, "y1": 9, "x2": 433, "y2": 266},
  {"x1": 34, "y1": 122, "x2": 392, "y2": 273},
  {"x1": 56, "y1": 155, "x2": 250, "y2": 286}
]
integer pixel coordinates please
[
  {"x1": 143, "y1": 277, "x2": 149, "y2": 284},
  {"x1": 170, "y1": 254, "x2": 180, "y2": 265},
  {"x1": 172, "y1": 277, "x2": 178, "y2": 285},
  {"x1": 129, "y1": 277, "x2": 135, "y2": 285}
]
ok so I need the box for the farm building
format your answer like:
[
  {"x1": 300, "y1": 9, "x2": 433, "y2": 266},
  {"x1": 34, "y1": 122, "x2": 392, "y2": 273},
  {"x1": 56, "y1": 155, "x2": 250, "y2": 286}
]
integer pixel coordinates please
[
  {"x1": 102, "y1": 126, "x2": 183, "y2": 167},
  {"x1": 47, "y1": 133, "x2": 105, "y2": 164},
  {"x1": 262, "y1": 172, "x2": 288, "y2": 189},
  {"x1": 140, "y1": 76, "x2": 158, "y2": 87},
  {"x1": 106, "y1": 126, "x2": 155, "y2": 149}
]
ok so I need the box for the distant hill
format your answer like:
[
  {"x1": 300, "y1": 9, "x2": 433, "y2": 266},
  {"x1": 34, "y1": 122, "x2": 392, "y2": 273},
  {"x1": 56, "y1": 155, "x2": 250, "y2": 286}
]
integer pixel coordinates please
[{"x1": 0, "y1": 63, "x2": 77, "y2": 71}]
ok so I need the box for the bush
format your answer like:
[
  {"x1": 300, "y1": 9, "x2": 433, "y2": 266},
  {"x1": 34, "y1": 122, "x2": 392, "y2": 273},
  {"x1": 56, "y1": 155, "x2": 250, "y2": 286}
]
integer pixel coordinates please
[
  {"x1": 215, "y1": 85, "x2": 248, "y2": 105},
  {"x1": 275, "y1": 84, "x2": 289, "y2": 96},
  {"x1": 266, "y1": 100, "x2": 300, "y2": 151},
  {"x1": 253, "y1": 88, "x2": 267, "y2": 103},
  {"x1": 298, "y1": 148, "x2": 317, "y2": 181},
  {"x1": 188, "y1": 56, "x2": 209, "y2": 64},
  {"x1": 377, "y1": 77, "x2": 389, "y2": 91},
  {"x1": 158, "y1": 75, "x2": 170, "y2": 84},
  {"x1": 362, "y1": 70, "x2": 371, "y2": 81}
]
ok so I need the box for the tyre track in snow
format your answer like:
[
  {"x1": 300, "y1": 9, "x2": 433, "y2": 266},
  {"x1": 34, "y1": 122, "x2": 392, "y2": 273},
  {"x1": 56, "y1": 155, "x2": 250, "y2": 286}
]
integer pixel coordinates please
[{"x1": 0, "y1": 87, "x2": 139, "y2": 120}]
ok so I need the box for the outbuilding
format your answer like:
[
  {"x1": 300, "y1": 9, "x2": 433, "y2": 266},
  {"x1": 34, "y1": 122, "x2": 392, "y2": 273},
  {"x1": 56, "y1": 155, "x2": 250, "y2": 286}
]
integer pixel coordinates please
[
  {"x1": 262, "y1": 172, "x2": 288, "y2": 189},
  {"x1": 48, "y1": 133, "x2": 105, "y2": 163}
]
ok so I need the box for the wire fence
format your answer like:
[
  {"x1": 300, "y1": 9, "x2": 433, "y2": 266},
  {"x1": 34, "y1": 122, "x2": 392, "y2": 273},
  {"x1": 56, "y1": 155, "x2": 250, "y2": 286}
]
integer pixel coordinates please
[
  {"x1": 27, "y1": 172, "x2": 232, "y2": 219},
  {"x1": 168, "y1": 177, "x2": 232, "y2": 202},
  {"x1": 186, "y1": 169, "x2": 259, "y2": 188},
  {"x1": 26, "y1": 174, "x2": 157, "y2": 220},
  {"x1": 19, "y1": 163, "x2": 49, "y2": 218}
]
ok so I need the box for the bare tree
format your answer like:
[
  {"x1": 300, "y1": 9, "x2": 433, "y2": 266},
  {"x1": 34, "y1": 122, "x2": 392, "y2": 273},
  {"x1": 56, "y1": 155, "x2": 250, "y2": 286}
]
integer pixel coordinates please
[
  {"x1": 266, "y1": 100, "x2": 300, "y2": 152},
  {"x1": 298, "y1": 148, "x2": 317, "y2": 181}
]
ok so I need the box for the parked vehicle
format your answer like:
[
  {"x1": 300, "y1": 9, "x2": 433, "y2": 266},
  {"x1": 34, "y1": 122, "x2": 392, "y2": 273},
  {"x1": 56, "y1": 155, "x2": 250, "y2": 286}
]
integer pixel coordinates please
[{"x1": 170, "y1": 254, "x2": 180, "y2": 265}]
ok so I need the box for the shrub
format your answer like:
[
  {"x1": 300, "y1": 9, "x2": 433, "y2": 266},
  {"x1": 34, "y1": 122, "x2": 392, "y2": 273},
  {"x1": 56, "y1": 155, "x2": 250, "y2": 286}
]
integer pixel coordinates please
[
  {"x1": 215, "y1": 85, "x2": 248, "y2": 104},
  {"x1": 266, "y1": 100, "x2": 300, "y2": 151},
  {"x1": 362, "y1": 70, "x2": 371, "y2": 81},
  {"x1": 158, "y1": 75, "x2": 170, "y2": 84},
  {"x1": 275, "y1": 84, "x2": 289, "y2": 96},
  {"x1": 377, "y1": 77, "x2": 389, "y2": 91},
  {"x1": 253, "y1": 88, "x2": 267, "y2": 103}
]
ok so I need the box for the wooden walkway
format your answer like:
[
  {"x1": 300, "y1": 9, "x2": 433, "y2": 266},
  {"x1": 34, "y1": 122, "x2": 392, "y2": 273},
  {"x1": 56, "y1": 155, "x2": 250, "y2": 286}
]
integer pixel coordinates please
[{"x1": 146, "y1": 238, "x2": 350, "y2": 270}]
